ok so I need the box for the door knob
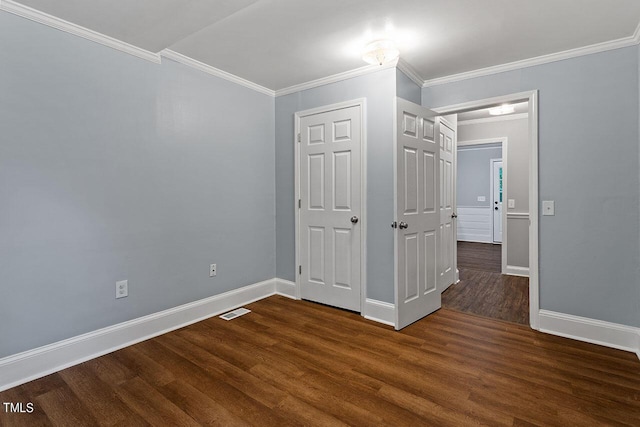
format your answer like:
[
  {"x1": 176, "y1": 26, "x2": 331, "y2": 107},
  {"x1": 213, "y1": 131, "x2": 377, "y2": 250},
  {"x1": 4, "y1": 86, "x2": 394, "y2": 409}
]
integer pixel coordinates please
[
  {"x1": 495, "y1": 207, "x2": 499, "y2": 210},
  {"x1": 399, "y1": 221, "x2": 408, "y2": 229},
  {"x1": 451, "y1": 213, "x2": 458, "y2": 219},
  {"x1": 350, "y1": 216, "x2": 359, "y2": 224}
]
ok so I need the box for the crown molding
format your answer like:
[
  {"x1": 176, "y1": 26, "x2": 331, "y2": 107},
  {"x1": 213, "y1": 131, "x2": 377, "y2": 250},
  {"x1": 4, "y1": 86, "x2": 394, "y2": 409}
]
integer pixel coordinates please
[
  {"x1": 275, "y1": 59, "x2": 398, "y2": 97},
  {"x1": 0, "y1": 0, "x2": 161, "y2": 63},
  {"x1": 396, "y1": 58, "x2": 424, "y2": 87},
  {"x1": 160, "y1": 49, "x2": 275, "y2": 97},
  {"x1": 423, "y1": 24, "x2": 640, "y2": 88},
  {"x1": 458, "y1": 113, "x2": 528, "y2": 126}
]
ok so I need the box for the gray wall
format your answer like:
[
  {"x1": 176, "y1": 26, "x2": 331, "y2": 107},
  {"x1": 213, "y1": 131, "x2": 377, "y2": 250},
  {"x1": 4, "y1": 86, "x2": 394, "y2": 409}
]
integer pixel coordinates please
[
  {"x1": 456, "y1": 144, "x2": 502, "y2": 207},
  {"x1": 275, "y1": 68, "x2": 396, "y2": 303},
  {"x1": 423, "y1": 46, "x2": 640, "y2": 327},
  {"x1": 396, "y1": 68, "x2": 421, "y2": 104},
  {"x1": 0, "y1": 12, "x2": 275, "y2": 358}
]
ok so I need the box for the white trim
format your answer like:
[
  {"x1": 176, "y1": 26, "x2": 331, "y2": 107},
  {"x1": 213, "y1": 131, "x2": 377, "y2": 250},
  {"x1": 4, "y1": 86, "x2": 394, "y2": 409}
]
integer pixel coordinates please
[
  {"x1": 539, "y1": 310, "x2": 640, "y2": 356},
  {"x1": 423, "y1": 24, "x2": 640, "y2": 87},
  {"x1": 160, "y1": 50, "x2": 275, "y2": 97},
  {"x1": 363, "y1": 299, "x2": 395, "y2": 327},
  {"x1": 276, "y1": 61, "x2": 397, "y2": 97},
  {"x1": 0, "y1": 0, "x2": 161, "y2": 63},
  {"x1": 396, "y1": 58, "x2": 425, "y2": 88},
  {"x1": 457, "y1": 137, "x2": 507, "y2": 147},
  {"x1": 0, "y1": 278, "x2": 285, "y2": 392},
  {"x1": 275, "y1": 278, "x2": 297, "y2": 299},
  {"x1": 294, "y1": 99, "x2": 367, "y2": 313},
  {"x1": 432, "y1": 90, "x2": 539, "y2": 330},
  {"x1": 458, "y1": 113, "x2": 529, "y2": 126},
  {"x1": 503, "y1": 266, "x2": 530, "y2": 277}
]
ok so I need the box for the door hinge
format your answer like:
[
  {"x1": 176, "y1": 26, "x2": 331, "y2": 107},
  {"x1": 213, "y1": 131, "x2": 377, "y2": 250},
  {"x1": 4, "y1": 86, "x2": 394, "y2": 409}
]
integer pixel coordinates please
[
  {"x1": 297, "y1": 133, "x2": 301, "y2": 143},
  {"x1": 298, "y1": 199, "x2": 301, "y2": 209},
  {"x1": 299, "y1": 265, "x2": 302, "y2": 275}
]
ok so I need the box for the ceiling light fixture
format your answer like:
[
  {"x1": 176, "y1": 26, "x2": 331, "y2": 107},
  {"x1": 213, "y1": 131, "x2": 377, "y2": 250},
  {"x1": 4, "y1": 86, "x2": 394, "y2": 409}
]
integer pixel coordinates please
[
  {"x1": 362, "y1": 39, "x2": 399, "y2": 65},
  {"x1": 489, "y1": 104, "x2": 516, "y2": 116}
]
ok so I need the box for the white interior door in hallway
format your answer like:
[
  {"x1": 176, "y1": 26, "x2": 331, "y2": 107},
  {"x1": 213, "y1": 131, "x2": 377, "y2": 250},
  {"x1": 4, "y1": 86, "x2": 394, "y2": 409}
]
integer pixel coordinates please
[
  {"x1": 395, "y1": 97, "x2": 441, "y2": 329},
  {"x1": 298, "y1": 104, "x2": 362, "y2": 311},
  {"x1": 439, "y1": 120, "x2": 456, "y2": 292}
]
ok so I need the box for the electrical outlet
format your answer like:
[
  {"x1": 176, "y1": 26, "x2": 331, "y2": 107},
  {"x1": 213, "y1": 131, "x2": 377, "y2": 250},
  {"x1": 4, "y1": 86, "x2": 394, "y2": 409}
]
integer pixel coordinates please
[
  {"x1": 116, "y1": 280, "x2": 128, "y2": 299},
  {"x1": 210, "y1": 264, "x2": 217, "y2": 277}
]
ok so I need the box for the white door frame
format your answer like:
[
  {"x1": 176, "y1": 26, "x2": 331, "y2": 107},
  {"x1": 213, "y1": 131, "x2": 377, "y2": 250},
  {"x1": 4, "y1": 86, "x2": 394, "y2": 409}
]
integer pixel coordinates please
[
  {"x1": 490, "y1": 158, "x2": 503, "y2": 244},
  {"x1": 294, "y1": 99, "x2": 367, "y2": 313},
  {"x1": 432, "y1": 90, "x2": 540, "y2": 330},
  {"x1": 456, "y1": 138, "x2": 508, "y2": 276}
]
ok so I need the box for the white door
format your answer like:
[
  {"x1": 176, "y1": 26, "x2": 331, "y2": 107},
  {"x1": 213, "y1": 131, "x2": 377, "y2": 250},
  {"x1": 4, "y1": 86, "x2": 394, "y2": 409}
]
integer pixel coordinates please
[
  {"x1": 299, "y1": 105, "x2": 361, "y2": 311},
  {"x1": 395, "y1": 98, "x2": 441, "y2": 329},
  {"x1": 438, "y1": 121, "x2": 456, "y2": 291},
  {"x1": 492, "y1": 159, "x2": 503, "y2": 243}
]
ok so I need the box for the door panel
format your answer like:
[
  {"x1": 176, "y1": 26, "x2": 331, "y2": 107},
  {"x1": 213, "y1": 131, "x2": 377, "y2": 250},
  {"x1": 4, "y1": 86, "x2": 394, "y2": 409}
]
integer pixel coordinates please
[
  {"x1": 299, "y1": 105, "x2": 361, "y2": 311},
  {"x1": 439, "y1": 122, "x2": 456, "y2": 291},
  {"x1": 395, "y1": 98, "x2": 441, "y2": 329}
]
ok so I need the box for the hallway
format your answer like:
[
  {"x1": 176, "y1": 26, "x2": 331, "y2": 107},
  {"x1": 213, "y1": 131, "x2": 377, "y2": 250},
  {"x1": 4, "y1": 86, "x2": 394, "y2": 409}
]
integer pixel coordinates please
[{"x1": 442, "y1": 242, "x2": 529, "y2": 325}]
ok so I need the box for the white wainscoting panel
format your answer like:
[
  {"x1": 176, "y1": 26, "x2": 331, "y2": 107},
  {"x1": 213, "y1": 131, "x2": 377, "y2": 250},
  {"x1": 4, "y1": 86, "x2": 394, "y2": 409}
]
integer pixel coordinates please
[
  {"x1": 457, "y1": 207, "x2": 492, "y2": 243},
  {"x1": 539, "y1": 310, "x2": 640, "y2": 359}
]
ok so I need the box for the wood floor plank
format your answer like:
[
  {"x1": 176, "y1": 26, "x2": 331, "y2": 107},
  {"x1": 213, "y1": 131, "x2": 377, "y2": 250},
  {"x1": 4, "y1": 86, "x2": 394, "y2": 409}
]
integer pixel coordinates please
[
  {"x1": 114, "y1": 377, "x2": 199, "y2": 426},
  {"x1": 443, "y1": 241, "x2": 529, "y2": 324},
  {"x1": 2, "y1": 295, "x2": 639, "y2": 426},
  {"x1": 58, "y1": 364, "x2": 148, "y2": 427},
  {"x1": 36, "y1": 386, "x2": 100, "y2": 427}
]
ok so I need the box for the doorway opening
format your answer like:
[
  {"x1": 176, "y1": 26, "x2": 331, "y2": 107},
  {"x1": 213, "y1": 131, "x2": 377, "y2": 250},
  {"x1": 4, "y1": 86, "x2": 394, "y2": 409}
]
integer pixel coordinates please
[{"x1": 433, "y1": 94, "x2": 537, "y2": 327}]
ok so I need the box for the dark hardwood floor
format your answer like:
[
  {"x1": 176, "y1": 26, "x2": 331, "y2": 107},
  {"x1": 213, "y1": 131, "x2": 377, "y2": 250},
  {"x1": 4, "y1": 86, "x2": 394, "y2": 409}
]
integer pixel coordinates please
[
  {"x1": 442, "y1": 241, "x2": 529, "y2": 325},
  {"x1": 2, "y1": 295, "x2": 640, "y2": 426}
]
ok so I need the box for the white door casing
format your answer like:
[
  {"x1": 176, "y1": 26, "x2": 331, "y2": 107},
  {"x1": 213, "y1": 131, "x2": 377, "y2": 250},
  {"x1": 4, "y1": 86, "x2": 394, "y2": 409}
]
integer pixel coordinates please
[
  {"x1": 492, "y1": 159, "x2": 503, "y2": 243},
  {"x1": 394, "y1": 97, "x2": 441, "y2": 330},
  {"x1": 298, "y1": 104, "x2": 362, "y2": 311},
  {"x1": 438, "y1": 121, "x2": 456, "y2": 292}
]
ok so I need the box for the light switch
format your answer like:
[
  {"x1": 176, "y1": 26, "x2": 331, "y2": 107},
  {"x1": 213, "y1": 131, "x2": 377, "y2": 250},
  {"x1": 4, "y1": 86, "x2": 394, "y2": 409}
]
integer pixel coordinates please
[
  {"x1": 508, "y1": 199, "x2": 515, "y2": 208},
  {"x1": 477, "y1": 196, "x2": 486, "y2": 202},
  {"x1": 542, "y1": 200, "x2": 555, "y2": 216}
]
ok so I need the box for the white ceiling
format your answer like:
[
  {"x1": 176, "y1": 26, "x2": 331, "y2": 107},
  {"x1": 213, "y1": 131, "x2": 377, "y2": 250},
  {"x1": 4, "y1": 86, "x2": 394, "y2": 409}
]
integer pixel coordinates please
[{"x1": 14, "y1": 0, "x2": 640, "y2": 91}]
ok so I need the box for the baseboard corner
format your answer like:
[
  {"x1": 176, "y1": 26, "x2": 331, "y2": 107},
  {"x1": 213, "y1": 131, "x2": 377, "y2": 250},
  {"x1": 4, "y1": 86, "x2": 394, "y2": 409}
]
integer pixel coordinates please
[
  {"x1": 503, "y1": 265, "x2": 530, "y2": 277},
  {"x1": 363, "y1": 298, "x2": 395, "y2": 327},
  {"x1": 275, "y1": 278, "x2": 297, "y2": 299}
]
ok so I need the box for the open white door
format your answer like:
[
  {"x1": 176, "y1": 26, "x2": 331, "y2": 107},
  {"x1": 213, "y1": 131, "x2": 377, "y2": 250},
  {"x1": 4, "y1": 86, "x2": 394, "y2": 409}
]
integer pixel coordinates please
[
  {"x1": 394, "y1": 98, "x2": 441, "y2": 329},
  {"x1": 438, "y1": 121, "x2": 456, "y2": 291},
  {"x1": 299, "y1": 105, "x2": 362, "y2": 311}
]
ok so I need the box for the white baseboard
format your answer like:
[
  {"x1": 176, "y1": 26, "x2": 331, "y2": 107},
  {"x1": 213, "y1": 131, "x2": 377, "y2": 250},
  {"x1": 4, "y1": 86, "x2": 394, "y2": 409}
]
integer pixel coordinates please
[
  {"x1": 503, "y1": 265, "x2": 529, "y2": 277},
  {"x1": 539, "y1": 310, "x2": 640, "y2": 359},
  {"x1": 0, "y1": 278, "x2": 281, "y2": 392},
  {"x1": 275, "y1": 278, "x2": 297, "y2": 299},
  {"x1": 363, "y1": 299, "x2": 395, "y2": 327}
]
